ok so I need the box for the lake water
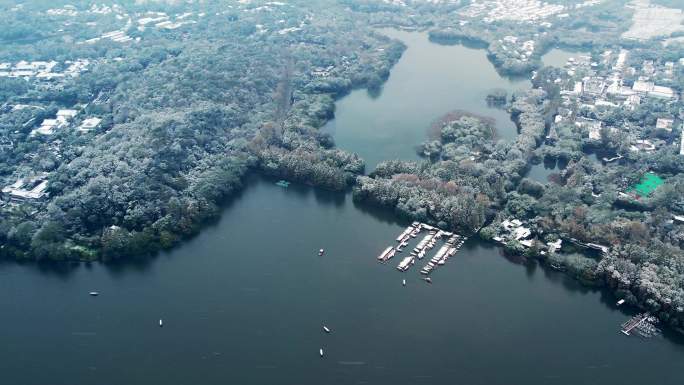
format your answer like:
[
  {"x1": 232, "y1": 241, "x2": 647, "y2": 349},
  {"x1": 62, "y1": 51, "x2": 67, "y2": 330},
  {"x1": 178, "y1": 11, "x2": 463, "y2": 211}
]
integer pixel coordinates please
[
  {"x1": 324, "y1": 29, "x2": 529, "y2": 169},
  {"x1": 526, "y1": 157, "x2": 565, "y2": 183},
  {"x1": 542, "y1": 48, "x2": 590, "y2": 68},
  {"x1": 526, "y1": 151, "x2": 600, "y2": 184},
  {"x1": 2, "y1": 31, "x2": 684, "y2": 385}
]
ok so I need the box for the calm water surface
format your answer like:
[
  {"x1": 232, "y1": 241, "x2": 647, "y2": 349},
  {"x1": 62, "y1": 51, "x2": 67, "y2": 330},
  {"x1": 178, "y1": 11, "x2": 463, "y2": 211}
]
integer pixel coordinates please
[
  {"x1": 542, "y1": 48, "x2": 590, "y2": 68},
  {"x1": 325, "y1": 29, "x2": 529, "y2": 169},
  {"x1": 1, "y1": 31, "x2": 683, "y2": 385}
]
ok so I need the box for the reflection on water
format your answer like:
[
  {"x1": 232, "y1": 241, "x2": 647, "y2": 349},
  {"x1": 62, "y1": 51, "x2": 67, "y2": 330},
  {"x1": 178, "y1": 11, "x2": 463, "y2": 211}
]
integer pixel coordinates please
[
  {"x1": 542, "y1": 48, "x2": 590, "y2": 68},
  {"x1": 526, "y1": 156, "x2": 565, "y2": 183},
  {"x1": 324, "y1": 29, "x2": 530, "y2": 170},
  {"x1": 1, "y1": 175, "x2": 684, "y2": 385}
]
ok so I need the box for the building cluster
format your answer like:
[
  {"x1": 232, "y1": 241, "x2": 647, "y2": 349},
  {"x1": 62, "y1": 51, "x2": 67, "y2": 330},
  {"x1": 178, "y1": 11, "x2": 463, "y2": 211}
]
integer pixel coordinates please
[
  {"x1": 493, "y1": 218, "x2": 610, "y2": 259},
  {"x1": 1, "y1": 173, "x2": 49, "y2": 204},
  {"x1": 493, "y1": 218, "x2": 565, "y2": 255},
  {"x1": 309, "y1": 56, "x2": 352, "y2": 80},
  {"x1": 91, "y1": 30, "x2": 135, "y2": 44},
  {"x1": 68, "y1": 8, "x2": 202, "y2": 45},
  {"x1": 137, "y1": 11, "x2": 198, "y2": 31},
  {"x1": 494, "y1": 218, "x2": 532, "y2": 245},
  {"x1": 46, "y1": 4, "x2": 79, "y2": 17},
  {"x1": 311, "y1": 65, "x2": 335, "y2": 78},
  {"x1": 29, "y1": 108, "x2": 102, "y2": 137},
  {"x1": 31, "y1": 109, "x2": 78, "y2": 137},
  {"x1": 2, "y1": 105, "x2": 102, "y2": 207},
  {"x1": 0, "y1": 59, "x2": 89, "y2": 81},
  {"x1": 460, "y1": 0, "x2": 568, "y2": 24},
  {"x1": 495, "y1": 36, "x2": 536, "y2": 63},
  {"x1": 46, "y1": 3, "x2": 126, "y2": 17},
  {"x1": 379, "y1": 0, "x2": 461, "y2": 6},
  {"x1": 554, "y1": 48, "x2": 683, "y2": 154}
]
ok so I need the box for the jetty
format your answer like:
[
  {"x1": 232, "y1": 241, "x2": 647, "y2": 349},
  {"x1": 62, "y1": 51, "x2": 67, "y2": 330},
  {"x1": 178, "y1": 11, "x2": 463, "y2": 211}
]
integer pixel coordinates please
[
  {"x1": 397, "y1": 256, "x2": 414, "y2": 272},
  {"x1": 621, "y1": 313, "x2": 661, "y2": 338},
  {"x1": 621, "y1": 314, "x2": 648, "y2": 335},
  {"x1": 377, "y1": 222, "x2": 467, "y2": 277},
  {"x1": 377, "y1": 246, "x2": 395, "y2": 262},
  {"x1": 396, "y1": 226, "x2": 414, "y2": 242}
]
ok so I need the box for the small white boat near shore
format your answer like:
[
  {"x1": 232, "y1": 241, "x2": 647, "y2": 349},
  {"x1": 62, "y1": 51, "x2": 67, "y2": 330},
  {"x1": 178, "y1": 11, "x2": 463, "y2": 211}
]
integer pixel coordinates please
[
  {"x1": 402, "y1": 279, "x2": 406, "y2": 286},
  {"x1": 319, "y1": 348, "x2": 324, "y2": 357},
  {"x1": 323, "y1": 326, "x2": 331, "y2": 333}
]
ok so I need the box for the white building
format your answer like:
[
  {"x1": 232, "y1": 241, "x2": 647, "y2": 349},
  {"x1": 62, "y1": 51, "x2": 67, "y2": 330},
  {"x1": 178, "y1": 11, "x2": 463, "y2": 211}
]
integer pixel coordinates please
[
  {"x1": 656, "y1": 118, "x2": 674, "y2": 132},
  {"x1": 2, "y1": 176, "x2": 49, "y2": 202},
  {"x1": 632, "y1": 80, "x2": 674, "y2": 99},
  {"x1": 576, "y1": 118, "x2": 603, "y2": 140},
  {"x1": 56, "y1": 109, "x2": 78, "y2": 124},
  {"x1": 513, "y1": 226, "x2": 532, "y2": 240},
  {"x1": 32, "y1": 119, "x2": 58, "y2": 136},
  {"x1": 632, "y1": 80, "x2": 654, "y2": 93},
  {"x1": 649, "y1": 85, "x2": 674, "y2": 99},
  {"x1": 547, "y1": 239, "x2": 562, "y2": 253},
  {"x1": 78, "y1": 117, "x2": 102, "y2": 133},
  {"x1": 630, "y1": 139, "x2": 656, "y2": 153}
]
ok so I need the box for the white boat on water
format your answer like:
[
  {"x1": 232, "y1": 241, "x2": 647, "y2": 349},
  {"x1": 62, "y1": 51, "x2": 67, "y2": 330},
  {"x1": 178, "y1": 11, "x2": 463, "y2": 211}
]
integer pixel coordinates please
[
  {"x1": 89, "y1": 291, "x2": 99, "y2": 296},
  {"x1": 402, "y1": 279, "x2": 406, "y2": 286},
  {"x1": 397, "y1": 256, "x2": 413, "y2": 271},
  {"x1": 323, "y1": 326, "x2": 331, "y2": 333},
  {"x1": 319, "y1": 348, "x2": 324, "y2": 357},
  {"x1": 617, "y1": 299, "x2": 625, "y2": 306},
  {"x1": 319, "y1": 249, "x2": 325, "y2": 256},
  {"x1": 159, "y1": 319, "x2": 163, "y2": 327}
]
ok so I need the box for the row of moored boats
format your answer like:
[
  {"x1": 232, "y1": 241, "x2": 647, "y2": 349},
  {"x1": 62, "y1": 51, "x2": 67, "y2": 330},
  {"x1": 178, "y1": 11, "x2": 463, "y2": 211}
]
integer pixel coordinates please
[
  {"x1": 376, "y1": 222, "x2": 466, "y2": 277},
  {"x1": 419, "y1": 234, "x2": 465, "y2": 275}
]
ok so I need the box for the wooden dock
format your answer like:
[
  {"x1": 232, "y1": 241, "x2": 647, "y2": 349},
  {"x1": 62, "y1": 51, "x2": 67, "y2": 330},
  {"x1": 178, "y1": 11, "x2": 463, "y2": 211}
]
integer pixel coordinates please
[
  {"x1": 377, "y1": 246, "x2": 395, "y2": 262},
  {"x1": 377, "y1": 223, "x2": 467, "y2": 276},
  {"x1": 621, "y1": 314, "x2": 649, "y2": 335}
]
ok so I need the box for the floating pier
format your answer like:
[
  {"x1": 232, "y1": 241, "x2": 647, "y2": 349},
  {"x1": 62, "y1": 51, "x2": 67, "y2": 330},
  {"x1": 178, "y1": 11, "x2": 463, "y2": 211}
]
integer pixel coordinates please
[
  {"x1": 377, "y1": 246, "x2": 395, "y2": 262},
  {"x1": 621, "y1": 313, "x2": 661, "y2": 338},
  {"x1": 378, "y1": 223, "x2": 467, "y2": 277},
  {"x1": 621, "y1": 314, "x2": 648, "y2": 335},
  {"x1": 397, "y1": 256, "x2": 414, "y2": 272}
]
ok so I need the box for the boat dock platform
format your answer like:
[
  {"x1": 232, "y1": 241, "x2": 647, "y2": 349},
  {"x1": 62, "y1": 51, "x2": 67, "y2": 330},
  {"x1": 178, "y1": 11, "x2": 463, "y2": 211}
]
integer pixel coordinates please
[
  {"x1": 375, "y1": 222, "x2": 466, "y2": 276},
  {"x1": 397, "y1": 256, "x2": 414, "y2": 272},
  {"x1": 620, "y1": 313, "x2": 661, "y2": 337},
  {"x1": 419, "y1": 234, "x2": 465, "y2": 275},
  {"x1": 377, "y1": 246, "x2": 395, "y2": 262},
  {"x1": 621, "y1": 314, "x2": 649, "y2": 336}
]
